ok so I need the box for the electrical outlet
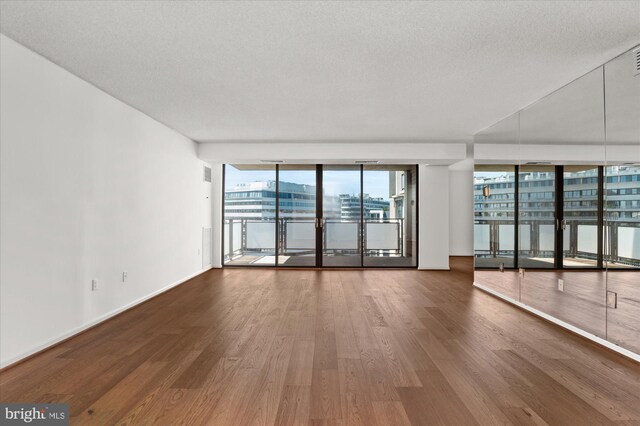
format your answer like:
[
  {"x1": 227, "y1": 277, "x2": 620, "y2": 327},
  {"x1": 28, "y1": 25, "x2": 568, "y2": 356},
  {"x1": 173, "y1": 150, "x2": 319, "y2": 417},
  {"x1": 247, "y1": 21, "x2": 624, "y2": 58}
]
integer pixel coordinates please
[
  {"x1": 519, "y1": 268, "x2": 525, "y2": 278},
  {"x1": 122, "y1": 272, "x2": 127, "y2": 282},
  {"x1": 499, "y1": 262, "x2": 505, "y2": 273},
  {"x1": 557, "y1": 279, "x2": 564, "y2": 292},
  {"x1": 91, "y1": 279, "x2": 98, "y2": 291},
  {"x1": 607, "y1": 291, "x2": 617, "y2": 309}
]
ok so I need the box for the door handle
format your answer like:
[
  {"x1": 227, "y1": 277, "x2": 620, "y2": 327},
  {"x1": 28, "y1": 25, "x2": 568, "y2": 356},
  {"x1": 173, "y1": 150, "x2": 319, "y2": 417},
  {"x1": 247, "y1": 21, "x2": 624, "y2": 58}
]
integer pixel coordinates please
[{"x1": 315, "y1": 218, "x2": 324, "y2": 229}]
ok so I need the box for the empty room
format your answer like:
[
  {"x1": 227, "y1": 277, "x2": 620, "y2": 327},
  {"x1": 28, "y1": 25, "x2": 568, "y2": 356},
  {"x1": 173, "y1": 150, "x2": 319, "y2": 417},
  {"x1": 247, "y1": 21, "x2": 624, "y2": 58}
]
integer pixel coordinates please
[{"x1": 1, "y1": 1, "x2": 639, "y2": 425}]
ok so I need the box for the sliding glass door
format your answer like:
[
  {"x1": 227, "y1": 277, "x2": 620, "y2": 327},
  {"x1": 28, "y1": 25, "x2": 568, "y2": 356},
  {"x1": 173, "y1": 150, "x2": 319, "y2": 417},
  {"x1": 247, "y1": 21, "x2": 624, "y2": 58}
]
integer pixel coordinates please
[
  {"x1": 322, "y1": 166, "x2": 362, "y2": 267},
  {"x1": 518, "y1": 165, "x2": 556, "y2": 268},
  {"x1": 223, "y1": 165, "x2": 277, "y2": 266},
  {"x1": 474, "y1": 164, "x2": 630, "y2": 270},
  {"x1": 277, "y1": 165, "x2": 317, "y2": 267},
  {"x1": 223, "y1": 164, "x2": 418, "y2": 267},
  {"x1": 363, "y1": 165, "x2": 417, "y2": 267},
  {"x1": 473, "y1": 166, "x2": 517, "y2": 268},
  {"x1": 563, "y1": 166, "x2": 600, "y2": 268}
]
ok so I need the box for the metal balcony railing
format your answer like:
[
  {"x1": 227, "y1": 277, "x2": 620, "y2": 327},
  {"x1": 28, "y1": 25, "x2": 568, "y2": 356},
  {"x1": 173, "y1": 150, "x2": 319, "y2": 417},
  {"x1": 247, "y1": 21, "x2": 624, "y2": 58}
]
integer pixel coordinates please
[
  {"x1": 224, "y1": 218, "x2": 405, "y2": 260},
  {"x1": 474, "y1": 219, "x2": 640, "y2": 267}
]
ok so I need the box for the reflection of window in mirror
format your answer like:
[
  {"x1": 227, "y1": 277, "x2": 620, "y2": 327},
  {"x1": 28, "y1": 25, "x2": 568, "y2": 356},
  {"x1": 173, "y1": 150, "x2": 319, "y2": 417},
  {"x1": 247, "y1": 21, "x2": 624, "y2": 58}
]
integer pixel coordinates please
[{"x1": 474, "y1": 166, "x2": 516, "y2": 269}]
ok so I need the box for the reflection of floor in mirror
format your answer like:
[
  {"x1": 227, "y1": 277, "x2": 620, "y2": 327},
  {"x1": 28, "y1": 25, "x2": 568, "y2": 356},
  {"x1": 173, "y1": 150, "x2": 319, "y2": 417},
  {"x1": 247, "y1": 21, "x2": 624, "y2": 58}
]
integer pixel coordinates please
[
  {"x1": 475, "y1": 267, "x2": 640, "y2": 353},
  {"x1": 478, "y1": 257, "x2": 599, "y2": 268},
  {"x1": 562, "y1": 258, "x2": 598, "y2": 267}
]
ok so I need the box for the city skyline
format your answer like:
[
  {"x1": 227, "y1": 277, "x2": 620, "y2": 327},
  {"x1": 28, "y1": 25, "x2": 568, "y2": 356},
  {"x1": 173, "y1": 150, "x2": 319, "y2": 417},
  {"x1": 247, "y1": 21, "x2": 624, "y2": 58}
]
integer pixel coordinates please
[{"x1": 224, "y1": 166, "x2": 393, "y2": 199}]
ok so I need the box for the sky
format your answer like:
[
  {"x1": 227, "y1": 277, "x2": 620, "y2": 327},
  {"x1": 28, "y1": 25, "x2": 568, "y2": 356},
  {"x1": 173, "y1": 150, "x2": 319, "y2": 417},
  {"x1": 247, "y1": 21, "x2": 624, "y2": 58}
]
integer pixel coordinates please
[{"x1": 225, "y1": 166, "x2": 392, "y2": 199}]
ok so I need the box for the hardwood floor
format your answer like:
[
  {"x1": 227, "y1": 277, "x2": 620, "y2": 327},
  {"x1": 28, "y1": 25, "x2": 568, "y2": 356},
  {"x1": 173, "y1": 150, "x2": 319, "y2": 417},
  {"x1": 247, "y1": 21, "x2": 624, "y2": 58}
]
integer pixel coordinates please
[{"x1": 1, "y1": 257, "x2": 639, "y2": 425}]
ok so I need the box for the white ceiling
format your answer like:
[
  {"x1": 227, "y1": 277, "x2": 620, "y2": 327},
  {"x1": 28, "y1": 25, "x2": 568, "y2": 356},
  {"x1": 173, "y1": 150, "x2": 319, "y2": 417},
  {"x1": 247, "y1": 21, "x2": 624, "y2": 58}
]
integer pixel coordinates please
[{"x1": 1, "y1": 1, "x2": 639, "y2": 143}]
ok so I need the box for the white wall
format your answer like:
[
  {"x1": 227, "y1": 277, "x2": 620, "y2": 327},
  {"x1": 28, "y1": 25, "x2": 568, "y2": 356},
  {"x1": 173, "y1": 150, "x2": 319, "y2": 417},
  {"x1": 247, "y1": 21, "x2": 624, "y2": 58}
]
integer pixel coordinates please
[
  {"x1": 198, "y1": 141, "x2": 467, "y2": 165},
  {"x1": 449, "y1": 160, "x2": 474, "y2": 256},
  {"x1": 210, "y1": 164, "x2": 224, "y2": 268},
  {"x1": 418, "y1": 165, "x2": 450, "y2": 269},
  {"x1": 0, "y1": 35, "x2": 211, "y2": 367}
]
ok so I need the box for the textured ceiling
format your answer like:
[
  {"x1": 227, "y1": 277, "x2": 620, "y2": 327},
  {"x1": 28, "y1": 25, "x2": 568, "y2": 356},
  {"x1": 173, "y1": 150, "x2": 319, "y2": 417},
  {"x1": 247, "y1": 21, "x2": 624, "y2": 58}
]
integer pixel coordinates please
[{"x1": 1, "y1": 1, "x2": 639, "y2": 143}]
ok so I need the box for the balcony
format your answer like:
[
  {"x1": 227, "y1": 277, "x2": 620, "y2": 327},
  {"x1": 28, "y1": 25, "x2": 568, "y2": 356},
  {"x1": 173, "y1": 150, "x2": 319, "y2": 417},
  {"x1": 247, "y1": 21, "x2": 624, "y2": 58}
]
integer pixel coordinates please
[
  {"x1": 224, "y1": 218, "x2": 408, "y2": 266},
  {"x1": 474, "y1": 219, "x2": 640, "y2": 268}
]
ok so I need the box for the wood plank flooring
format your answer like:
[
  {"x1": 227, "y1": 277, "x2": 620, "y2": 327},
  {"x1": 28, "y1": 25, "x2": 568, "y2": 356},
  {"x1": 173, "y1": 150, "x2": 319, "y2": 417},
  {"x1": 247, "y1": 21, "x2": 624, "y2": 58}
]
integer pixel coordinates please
[{"x1": 1, "y1": 257, "x2": 639, "y2": 425}]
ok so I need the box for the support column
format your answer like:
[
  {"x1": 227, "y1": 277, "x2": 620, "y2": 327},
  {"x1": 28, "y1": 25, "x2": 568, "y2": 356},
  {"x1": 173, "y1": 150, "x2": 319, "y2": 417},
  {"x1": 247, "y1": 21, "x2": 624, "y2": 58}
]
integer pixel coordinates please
[{"x1": 419, "y1": 165, "x2": 450, "y2": 270}]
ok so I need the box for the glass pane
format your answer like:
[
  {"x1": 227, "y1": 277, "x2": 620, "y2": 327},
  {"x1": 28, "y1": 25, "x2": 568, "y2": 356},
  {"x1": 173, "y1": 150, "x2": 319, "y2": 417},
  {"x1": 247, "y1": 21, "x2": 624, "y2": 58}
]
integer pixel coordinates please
[
  {"x1": 278, "y1": 165, "x2": 317, "y2": 267},
  {"x1": 563, "y1": 166, "x2": 599, "y2": 268},
  {"x1": 605, "y1": 165, "x2": 640, "y2": 268},
  {"x1": 518, "y1": 165, "x2": 556, "y2": 268},
  {"x1": 473, "y1": 165, "x2": 516, "y2": 268},
  {"x1": 223, "y1": 164, "x2": 276, "y2": 265},
  {"x1": 323, "y1": 166, "x2": 361, "y2": 267},
  {"x1": 363, "y1": 165, "x2": 417, "y2": 267}
]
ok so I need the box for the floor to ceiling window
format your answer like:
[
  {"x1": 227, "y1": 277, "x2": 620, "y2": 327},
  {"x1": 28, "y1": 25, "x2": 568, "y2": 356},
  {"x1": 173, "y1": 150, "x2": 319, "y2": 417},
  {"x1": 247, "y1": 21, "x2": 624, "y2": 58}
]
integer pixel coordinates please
[
  {"x1": 518, "y1": 165, "x2": 557, "y2": 268},
  {"x1": 223, "y1": 164, "x2": 418, "y2": 267},
  {"x1": 223, "y1": 165, "x2": 277, "y2": 265},
  {"x1": 605, "y1": 165, "x2": 640, "y2": 268},
  {"x1": 322, "y1": 166, "x2": 362, "y2": 267},
  {"x1": 277, "y1": 165, "x2": 317, "y2": 267},
  {"x1": 363, "y1": 165, "x2": 417, "y2": 267},
  {"x1": 563, "y1": 166, "x2": 600, "y2": 268},
  {"x1": 474, "y1": 166, "x2": 516, "y2": 269}
]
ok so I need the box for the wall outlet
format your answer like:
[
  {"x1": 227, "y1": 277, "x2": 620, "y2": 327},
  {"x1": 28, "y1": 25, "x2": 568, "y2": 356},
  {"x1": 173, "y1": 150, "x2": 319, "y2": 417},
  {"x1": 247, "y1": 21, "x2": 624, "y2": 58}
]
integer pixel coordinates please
[
  {"x1": 122, "y1": 272, "x2": 128, "y2": 282},
  {"x1": 607, "y1": 291, "x2": 617, "y2": 309},
  {"x1": 519, "y1": 268, "x2": 525, "y2": 278},
  {"x1": 91, "y1": 279, "x2": 98, "y2": 291},
  {"x1": 557, "y1": 279, "x2": 564, "y2": 292}
]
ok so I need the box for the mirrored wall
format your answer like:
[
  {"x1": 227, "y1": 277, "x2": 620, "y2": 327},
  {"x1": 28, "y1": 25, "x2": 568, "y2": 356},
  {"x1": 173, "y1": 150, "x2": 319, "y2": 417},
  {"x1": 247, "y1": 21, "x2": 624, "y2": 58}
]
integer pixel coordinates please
[{"x1": 474, "y1": 45, "x2": 640, "y2": 356}]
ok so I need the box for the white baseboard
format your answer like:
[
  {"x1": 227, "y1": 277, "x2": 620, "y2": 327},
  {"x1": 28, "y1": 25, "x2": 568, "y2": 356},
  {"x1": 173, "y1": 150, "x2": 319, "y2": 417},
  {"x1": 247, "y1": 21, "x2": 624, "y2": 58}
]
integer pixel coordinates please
[
  {"x1": 473, "y1": 282, "x2": 640, "y2": 363},
  {"x1": 0, "y1": 266, "x2": 212, "y2": 369}
]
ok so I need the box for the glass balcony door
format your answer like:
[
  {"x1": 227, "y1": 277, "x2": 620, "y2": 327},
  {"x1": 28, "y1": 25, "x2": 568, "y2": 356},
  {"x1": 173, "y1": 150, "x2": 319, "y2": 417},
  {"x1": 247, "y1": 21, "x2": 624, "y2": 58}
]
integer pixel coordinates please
[
  {"x1": 223, "y1": 164, "x2": 277, "y2": 266},
  {"x1": 474, "y1": 165, "x2": 517, "y2": 269},
  {"x1": 518, "y1": 165, "x2": 557, "y2": 268},
  {"x1": 363, "y1": 165, "x2": 417, "y2": 267},
  {"x1": 277, "y1": 165, "x2": 318, "y2": 267},
  {"x1": 223, "y1": 164, "x2": 419, "y2": 268},
  {"x1": 321, "y1": 166, "x2": 362, "y2": 267},
  {"x1": 562, "y1": 166, "x2": 601, "y2": 268}
]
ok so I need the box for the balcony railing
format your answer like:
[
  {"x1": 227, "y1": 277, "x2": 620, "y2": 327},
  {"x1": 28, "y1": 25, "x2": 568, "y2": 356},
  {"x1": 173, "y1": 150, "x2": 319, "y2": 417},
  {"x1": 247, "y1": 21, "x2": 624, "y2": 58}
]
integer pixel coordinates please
[
  {"x1": 474, "y1": 219, "x2": 640, "y2": 267},
  {"x1": 224, "y1": 218, "x2": 404, "y2": 260}
]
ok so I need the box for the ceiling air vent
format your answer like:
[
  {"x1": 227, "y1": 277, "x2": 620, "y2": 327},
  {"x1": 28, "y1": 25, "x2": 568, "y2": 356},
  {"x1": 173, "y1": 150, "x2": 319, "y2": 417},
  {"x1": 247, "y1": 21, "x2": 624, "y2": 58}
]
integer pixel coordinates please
[
  {"x1": 203, "y1": 165, "x2": 212, "y2": 182},
  {"x1": 524, "y1": 161, "x2": 552, "y2": 165},
  {"x1": 635, "y1": 48, "x2": 640, "y2": 76},
  {"x1": 355, "y1": 160, "x2": 379, "y2": 164},
  {"x1": 260, "y1": 160, "x2": 284, "y2": 163}
]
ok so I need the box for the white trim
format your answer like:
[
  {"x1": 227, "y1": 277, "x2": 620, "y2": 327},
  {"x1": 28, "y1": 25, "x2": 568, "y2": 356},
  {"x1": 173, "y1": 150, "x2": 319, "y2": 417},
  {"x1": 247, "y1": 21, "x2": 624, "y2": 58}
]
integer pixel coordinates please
[
  {"x1": 1, "y1": 267, "x2": 212, "y2": 369},
  {"x1": 473, "y1": 282, "x2": 640, "y2": 363}
]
